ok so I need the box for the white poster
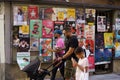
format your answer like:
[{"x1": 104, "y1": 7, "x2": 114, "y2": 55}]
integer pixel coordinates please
[
  {"x1": 97, "y1": 16, "x2": 106, "y2": 32},
  {"x1": 17, "y1": 52, "x2": 30, "y2": 70}
]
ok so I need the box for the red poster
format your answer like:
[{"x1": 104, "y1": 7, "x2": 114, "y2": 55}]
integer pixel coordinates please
[
  {"x1": 88, "y1": 55, "x2": 95, "y2": 72},
  {"x1": 85, "y1": 39, "x2": 94, "y2": 53},
  {"x1": 42, "y1": 20, "x2": 54, "y2": 38},
  {"x1": 28, "y1": 5, "x2": 39, "y2": 19}
]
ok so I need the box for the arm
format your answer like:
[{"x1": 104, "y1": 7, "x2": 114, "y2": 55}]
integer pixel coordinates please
[{"x1": 76, "y1": 64, "x2": 88, "y2": 72}]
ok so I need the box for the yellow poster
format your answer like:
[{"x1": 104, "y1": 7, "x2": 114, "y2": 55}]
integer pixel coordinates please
[
  {"x1": 19, "y1": 25, "x2": 29, "y2": 34},
  {"x1": 67, "y1": 8, "x2": 75, "y2": 21},
  {"x1": 104, "y1": 33, "x2": 113, "y2": 48},
  {"x1": 58, "y1": 12, "x2": 64, "y2": 21}
]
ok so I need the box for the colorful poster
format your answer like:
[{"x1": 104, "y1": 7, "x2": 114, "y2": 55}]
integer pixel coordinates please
[
  {"x1": 19, "y1": 25, "x2": 29, "y2": 38},
  {"x1": 95, "y1": 33, "x2": 104, "y2": 49},
  {"x1": 116, "y1": 29, "x2": 120, "y2": 39},
  {"x1": 42, "y1": 20, "x2": 54, "y2": 38},
  {"x1": 95, "y1": 49, "x2": 104, "y2": 62},
  {"x1": 30, "y1": 37, "x2": 39, "y2": 51},
  {"x1": 104, "y1": 33, "x2": 113, "y2": 48},
  {"x1": 30, "y1": 20, "x2": 42, "y2": 38},
  {"x1": 97, "y1": 16, "x2": 106, "y2": 32},
  {"x1": 85, "y1": 23, "x2": 95, "y2": 39},
  {"x1": 67, "y1": 8, "x2": 75, "y2": 21},
  {"x1": 52, "y1": 8, "x2": 67, "y2": 21},
  {"x1": 18, "y1": 38, "x2": 30, "y2": 52},
  {"x1": 28, "y1": 5, "x2": 39, "y2": 19},
  {"x1": 39, "y1": 38, "x2": 52, "y2": 56},
  {"x1": 17, "y1": 52, "x2": 30, "y2": 70},
  {"x1": 115, "y1": 41, "x2": 120, "y2": 58},
  {"x1": 13, "y1": 26, "x2": 20, "y2": 47},
  {"x1": 85, "y1": 9, "x2": 95, "y2": 24},
  {"x1": 76, "y1": 8, "x2": 85, "y2": 24},
  {"x1": 13, "y1": 6, "x2": 28, "y2": 25}
]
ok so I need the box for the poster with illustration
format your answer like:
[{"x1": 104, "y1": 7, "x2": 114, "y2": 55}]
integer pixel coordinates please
[
  {"x1": 18, "y1": 38, "x2": 30, "y2": 52},
  {"x1": 28, "y1": 5, "x2": 39, "y2": 19},
  {"x1": 65, "y1": 21, "x2": 76, "y2": 34},
  {"x1": 115, "y1": 41, "x2": 120, "y2": 58},
  {"x1": 67, "y1": 8, "x2": 75, "y2": 21},
  {"x1": 30, "y1": 37, "x2": 39, "y2": 51},
  {"x1": 30, "y1": 20, "x2": 42, "y2": 38},
  {"x1": 42, "y1": 20, "x2": 54, "y2": 38},
  {"x1": 76, "y1": 23, "x2": 85, "y2": 38},
  {"x1": 19, "y1": 25, "x2": 29, "y2": 38},
  {"x1": 95, "y1": 33, "x2": 104, "y2": 49},
  {"x1": 39, "y1": 38, "x2": 52, "y2": 56},
  {"x1": 104, "y1": 33, "x2": 113, "y2": 48},
  {"x1": 85, "y1": 23, "x2": 95, "y2": 40},
  {"x1": 17, "y1": 52, "x2": 30, "y2": 70},
  {"x1": 13, "y1": 6, "x2": 28, "y2": 25},
  {"x1": 115, "y1": 18, "x2": 120, "y2": 30},
  {"x1": 85, "y1": 9, "x2": 95, "y2": 24},
  {"x1": 13, "y1": 26, "x2": 20, "y2": 47},
  {"x1": 97, "y1": 16, "x2": 106, "y2": 32},
  {"x1": 76, "y1": 8, "x2": 85, "y2": 24},
  {"x1": 52, "y1": 8, "x2": 67, "y2": 21},
  {"x1": 95, "y1": 48, "x2": 104, "y2": 62},
  {"x1": 104, "y1": 48, "x2": 112, "y2": 61}
]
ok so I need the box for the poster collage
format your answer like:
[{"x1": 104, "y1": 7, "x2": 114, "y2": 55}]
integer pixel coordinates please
[{"x1": 12, "y1": 5, "x2": 96, "y2": 70}]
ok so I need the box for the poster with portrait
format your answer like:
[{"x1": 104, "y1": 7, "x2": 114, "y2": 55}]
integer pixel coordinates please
[
  {"x1": 76, "y1": 8, "x2": 85, "y2": 24},
  {"x1": 13, "y1": 26, "x2": 20, "y2": 47},
  {"x1": 30, "y1": 20, "x2": 42, "y2": 38},
  {"x1": 67, "y1": 8, "x2": 75, "y2": 21},
  {"x1": 39, "y1": 38, "x2": 52, "y2": 56},
  {"x1": 18, "y1": 38, "x2": 30, "y2": 52},
  {"x1": 115, "y1": 41, "x2": 120, "y2": 58},
  {"x1": 95, "y1": 33, "x2": 104, "y2": 49},
  {"x1": 19, "y1": 25, "x2": 29, "y2": 38},
  {"x1": 42, "y1": 20, "x2": 54, "y2": 38},
  {"x1": 52, "y1": 8, "x2": 67, "y2": 21},
  {"x1": 104, "y1": 33, "x2": 113, "y2": 48},
  {"x1": 17, "y1": 52, "x2": 30, "y2": 70},
  {"x1": 85, "y1": 23, "x2": 95, "y2": 40},
  {"x1": 28, "y1": 5, "x2": 39, "y2": 19},
  {"x1": 97, "y1": 16, "x2": 106, "y2": 32},
  {"x1": 85, "y1": 9, "x2": 95, "y2": 24},
  {"x1": 13, "y1": 6, "x2": 28, "y2": 25},
  {"x1": 30, "y1": 37, "x2": 39, "y2": 51}
]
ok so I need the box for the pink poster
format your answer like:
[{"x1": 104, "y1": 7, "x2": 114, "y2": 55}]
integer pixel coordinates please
[
  {"x1": 42, "y1": 20, "x2": 54, "y2": 38},
  {"x1": 28, "y1": 5, "x2": 39, "y2": 19},
  {"x1": 88, "y1": 55, "x2": 95, "y2": 72}
]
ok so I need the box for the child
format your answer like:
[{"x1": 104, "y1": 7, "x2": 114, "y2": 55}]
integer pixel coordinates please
[{"x1": 72, "y1": 47, "x2": 89, "y2": 80}]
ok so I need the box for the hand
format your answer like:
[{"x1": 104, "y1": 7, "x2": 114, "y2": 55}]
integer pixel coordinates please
[
  {"x1": 71, "y1": 58, "x2": 78, "y2": 67},
  {"x1": 57, "y1": 57, "x2": 62, "y2": 61}
]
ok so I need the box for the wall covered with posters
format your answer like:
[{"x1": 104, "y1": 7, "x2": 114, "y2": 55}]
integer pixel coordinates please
[{"x1": 11, "y1": 4, "x2": 97, "y2": 71}]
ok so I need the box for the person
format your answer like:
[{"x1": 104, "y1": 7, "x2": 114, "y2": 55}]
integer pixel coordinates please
[
  {"x1": 17, "y1": 8, "x2": 24, "y2": 23},
  {"x1": 19, "y1": 40, "x2": 29, "y2": 52},
  {"x1": 32, "y1": 24, "x2": 39, "y2": 35},
  {"x1": 58, "y1": 26, "x2": 78, "y2": 80},
  {"x1": 72, "y1": 47, "x2": 89, "y2": 80},
  {"x1": 13, "y1": 35, "x2": 20, "y2": 47},
  {"x1": 47, "y1": 29, "x2": 65, "y2": 80}
]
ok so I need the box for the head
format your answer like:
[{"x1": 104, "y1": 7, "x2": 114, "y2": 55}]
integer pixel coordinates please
[
  {"x1": 74, "y1": 47, "x2": 85, "y2": 59},
  {"x1": 54, "y1": 29, "x2": 62, "y2": 39},
  {"x1": 33, "y1": 24, "x2": 39, "y2": 31},
  {"x1": 63, "y1": 26, "x2": 72, "y2": 38}
]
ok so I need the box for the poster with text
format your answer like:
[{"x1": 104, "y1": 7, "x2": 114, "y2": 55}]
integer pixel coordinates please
[
  {"x1": 13, "y1": 6, "x2": 28, "y2": 25},
  {"x1": 28, "y1": 5, "x2": 39, "y2": 19},
  {"x1": 19, "y1": 25, "x2": 29, "y2": 38},
  {"x1": 85, "y1": 9, "x2": 95, "y2": 24},
  {"x1": 39, "y1": 38, "x2": 52, "y2": 56},
  {"x1": 85, "y1": 23, "x2": 95, "y2": 39},
  {"x1": 76, "y1": 8, "x2": 85, "y2": 24},
  {"x1": 17, "y1": 52, "x2": 30, "y2": 70},
  {"x1": 95, "y1": 33, "x2": 104, "y2": 49},
  {"x1": 30, "y1": 37, "x2": 39, "y2": 51},
  {"x1": 42, "y1": 20, "x2": 54, "y2": 38},
  {"x1": 18, "y1": 38, "x2": 30, "y2": 52},
  {"x1": 115, "y1": 41, "x2": 120, "y2": 58},
  {"x1": 97, "y1": 16, "x2": 106, "y2": 32},
  {"x1": 13, "y1": 26, "x2": 20, "y2": 47},
  {"x1": 67, "y1": 8, "x2": 75, "y2": 21},
  {"x1": 30, "y1": 20, "x2": 42, "y2": 38},
  {"x1": 104, "y1": 33, "x2": 113, "y2": 48},
  {"x1": 52, "y1": 8, "x2": 67, "y2": 21}
]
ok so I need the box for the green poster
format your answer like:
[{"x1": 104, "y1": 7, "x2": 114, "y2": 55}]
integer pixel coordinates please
[{"x1": 30, "y1": 20, "x2": 42, "y2": 38}]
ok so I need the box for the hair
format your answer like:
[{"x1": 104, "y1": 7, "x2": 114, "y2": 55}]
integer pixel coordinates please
[
  {"x1": 74, "y1": 47, "x2": 84, "y2": 55},
  {"x1": 34, "y1": 23, "x2": 39, "y2": 27},
  {"x1": 63, "y1": 25, "x2": 71, "y2": 32}
]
